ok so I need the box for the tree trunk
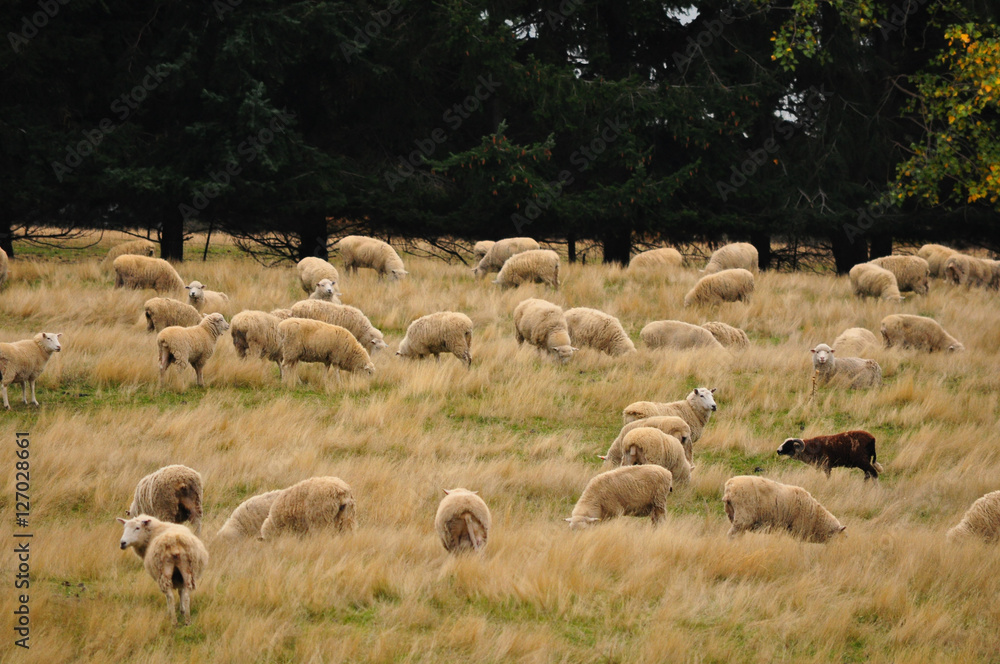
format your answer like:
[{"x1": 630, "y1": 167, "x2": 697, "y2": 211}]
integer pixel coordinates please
[
  {"x1": 831, "y1": 227, "x2": 868, "y2": 274},
  {"x1": 750, "y1": 232, "x2": 771, "y2": 270},
  {"x1": 567, "y1": 232, "x2": 576, "y2": 264},
  {"x1": 870, "y1": 234, "x2": 893, "y2": 259},
  {"x1": 601, "y1": 225, "x2": 631, "y2": 265},
  {"x1": 0, "y1": 208, "x2": 12, "y2": 257},
  {"x1": 297, "y1": 215, "x2": 328, "y2": 261},
  {"x1": 160, "y1": 214, "x2": 185, "y2": 261}
]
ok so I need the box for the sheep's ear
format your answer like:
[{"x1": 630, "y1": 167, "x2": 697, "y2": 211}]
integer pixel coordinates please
[
  {"x1": 442, "y1": 488, "x2": 450, "y2": 495},
  {"x1": 793, "y1": 439, "x2": 805, "y2": 452},
  {"x1": 810, "y1": 348, "x2": 817, "y2": 354},
  {"x1": 585, "y1": 516, "x2": 600, "y2": 523},
  {"x1": 116, "y1": 517, "x2": 126, "y2": 524},
  {"x1": 839, "y1": 525, "x2": 847, "y2": 533},
  {"x1": 564, "y1": 518, "x2": 573, "y2": 523},
  {"x1": 141, "y1": 518, "x2": 151, "y2": 526},
  {"x1": 596, "y1": 454, "x2": 607, "y2": 460},
  {"x1": 470, "y1": 491, "x2": 478, "y2": 495},
  {"x1": 56, "y1": 333, "x2": 63, "y2": 339},
  {"x1": 829, "y1": 348, "x2": 835, "y2": 353},
  {"x1": 710, "y1": 387, "x2": 717, "y2": 393},
  {"x1": 395, "y1": 351, "x2": 402, "y2": 356}
]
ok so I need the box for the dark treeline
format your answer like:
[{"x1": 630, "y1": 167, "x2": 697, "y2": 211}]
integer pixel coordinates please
[{"x1": 1, "y1": 0, "x2": 997, "y2": 269}]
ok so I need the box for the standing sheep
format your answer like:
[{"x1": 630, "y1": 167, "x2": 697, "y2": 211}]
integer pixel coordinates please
[
  {"x1": 472, "y1": 240, "x2": 496, "y2": 263},
  {"x1": 127, "y1": 465, "x2": 204, "y2": 534},
  {"x1": 684, "y1": 269, "x2": 755, "y2": 307},
  {"x1": 918, "y1": 244, "x2": 959, "y2": 278},
  {"x1": 336, "y1": 235, "x2": 408, "y2": 279},
  {"x1": 565, "y1": 465, "x2": 673, "y2": 530},
  {"x1": 297, "y1": 256, "x2": 341, "y2": 293},
  {"x1": 259, "y1": 476, "x2": 357, "y2": 539},
  {"x1": 216, "y1": 490, "x2": 284, "y2": 540},
  {"x1": 700, "y1": 321, "x2": 749, "y2": 349},
  {"x1": 492, "y1": 249, "x2": 560, "y2": 289},
  {"x1": 0, "y1": 332, "x2": 62, "y2": 410},
  {"x1": 157, "y1": 313, "x2": 230, "y2": 388},
  {"x1": 640, "y1": 320, "x2": 725, "y2": 351},
  {"x1": 117, "y1": 515, "x2": 208, "y2": 626},
  {"x1": 512, "y1": 298, "x2": 578, "y2": 362},
  {"x1": 308, "y1": 278, "x2": 341, "y2": 303},
  {"x1": 434, "y1": 488, "x2": 491, "y2": 553},
  {"x1": 289, "y1": 300, "x2": 389, "y2": 354},
  {"x1": 230, "y1": 310, "x2": 287, "y2": 373},
  {"x1": 832, "y1": 327, "x2": 879, "y2": 357},
  {"x1": 113, "y1": 255, "x2": 185, "y2": 292},
  {"x1": 601, "y1": 416, "x2": 692, "y2": 468},
  {"x1": 564, "y1": 307, "x2": 636, "y2": 356},
  {"x1": 278, "y1": 318, "x2": 376, "y2": 384},
  {"x1": 472, "y1": 237, "x2": 540, "y2": 276},
  {"x1": 397, "y1": 311, "x2": 473, "y2": 367},
  {"x1": 944, "y1": 254, "x2": 996, "y2": 287},
  {"x1": 868, "y1": 255, "x2": 930, "y2": 294},
  {"x1": 622, "y1": 387, "x2": 718, "y2": 444},
  {"x1": 947, "y1": 490, "x2": 1000, "y2": 543},
  {"x1": 619, "y1": 427, "x2": 692, "y2": 484},
  {"x1": 849, "y1": 263, "x2": 904, "y2": 301},
  {"x1": 776, "y1": 431, "x2": 884, "y2": 480},
  {"x1": 101, "y1": 239, "x2": 156, "y2": 268},
  {"x1": 810, "y1": 343, "x2": 882, "y2": 391},
  {"x1": 144, "y1": 297, "x2": 203, "y2": 333},
  {"x1": 702, "y1": 242, "x2": 758, "y2": 274},
  {"x1": 628, "y1": 247, "x2": 684, "y2": 273},
  {"x1": 184, "y1": 281, "x2": 230, "y2": 314},
  {"x1": 722, "y1": 476, "x2": 846, "y2": 542},
  {"x1": 880, "y1": 314, "x2": 965, "y2": 352}
]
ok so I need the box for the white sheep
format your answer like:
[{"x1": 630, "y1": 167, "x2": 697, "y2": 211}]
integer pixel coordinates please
[
  {"x1": 868, "y1": 255, "x2": 930, "y2": 294},
  {"x1": 702, "y1": 242, "x2": 758, "y2": 274},
  {"x1": 627, "y1": 247, "x2": 684, "y2": 273},
  {"x1": 0, "y1": 247, "x2": 8, "y2": 288},
  {"x1": 472, "y1": 237, "x2": 539, "y2": 276},
  {"x1": 917, "y1": 244, "x2": 959, "y2": 278},
  {"x1": 849, "y1": 263, "x2": 903, "y2": 301},
  {"x1": 336, "y1": 235, "x2": 408, "y2": 279},
  {"x1": 810, "y1": 343, "x2": 881, "y2": 392},
  {"x1": 216, "y1": 490, "x2": 284, "y2": 540},
  {"x1": 684, "y1": 268, "x2": 755, "y2": 306},
  {"x1": 259, "y1": 476, "x2": 357, "y2": 539},
  {"x1": 565, "y1": 465, "x2": 673, "y2": 530},
  {"x1": 397, "y1": 311, "x2": 473, "y2": 367},
  {"x1": 288, "y1": 300, "x2": 389, "y2": 354},
  {"x1": 492, "y1": 249, "x2": 560, "y2": 289},
  {"x1": 184, "y1": 281, "x2": 230, "y2": 314},
  {"x1": 113, "y1": 255, "x2": 185, "y2": 292},
  {"x1": 157, "y1": 313, "x2": 230, "y2": 387},
  {"x1": 297, "y1": 256, "x2": 340, "y2": 293},
  {"x1": 640, "y1": 320, "x2": 725, "y2": 351},
  {"x1": 308, "y1": 278, "x2": 341, "y2": 303},
  {"x1": 622, "y1": 387, "x2": 717, "y2": 443},
  {"x1": 230, "y1": 310, "x2": 287, "y2": 373},
  {"x1": 472, "y1": 240, "x2": 496, "y2": 263},
  {"x1": 564, "y1": 307, "x2": 636, "y2": 356},
  {"x1": 880, "y1": 314, "x2": 965, "y2": 352},
  {"x1": 947, "y1": 490, "x2": 1000, "y2": 543},
  {"x1": 101, "y1": 239, "x2": 156, "y2": 268},
  {"x1": 127, "y1": 465, "x2": 204, "y2": 534},
  {"x1": 722, "y1": 476, "x2": 846, "y2": 542},
  {"x1": 434, "y1": 488, "x2": 491, "y2": 553},
  {"x1": 832, "y1": 327, "x2": 879, "y2": 357},
  {"x1": 700, "y1": 321, "x2": 749, "y2": 349},
  {"x1": 278, "y1": 318, "x2": 375, "y2": 384},
  {"x1": 944, "y1": 254, "x2": 996, "y2": 287},
  {"x1": 512, "y1": 298, "x2": 577, "y2": 362},
  {"x1": 117, "y1": 515, "x2": 208, "y2": 625},
  {"x1": 619, "y1": 427, "x2": 692, "y2": 484},
  {"x1": 144, "y1": 297, "x2": 203, "y2": 333},
  {"x1": 0, "y1": 332, "x2": 62, "y2": 410},
  {"x1": 601, "y1": 416, "x2": 692, "y2": 468}
]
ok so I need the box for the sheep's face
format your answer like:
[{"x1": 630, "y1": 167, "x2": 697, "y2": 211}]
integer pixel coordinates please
[
  {"x1": 117, "y1": 516, "x2": 151, "y2": 550},
  {"x1": 551, "y1": 345, "x2": 578, "y2": 363},
  {"x1": 777, "y1": 438, "x2": 805, "y2": 458},
  {"x1": 565, "y1": 515, "x2": 601, "y2": 530},
  {"x1": 949, "y1": 342, "x2": 966, "y2": 352},
  {"x1": 370, "y1": 337, "x2": 389, "y2": 353},
  {"x1": 811, "y1": 344, "x2": 833, "y2": 365},
  {"x1": 692, "y1": 387, "x2": 717, "y2": 412},
  {"x1": 40, "y1": 333, "x2": 62, "y2": 353},
  {"x1": 335, "y1": 499, "x2": 357, "y2": 531},
  {"x1": 362, "y1": 362, "x2": 376, "y2": 376},
  {"x1": 390, "y1": 269, "x2": 408, "y2": 280},
  {"x1": 472, "y1": 265, "x2": 485, "y2": 277},
  {"x1": 314, "y1": 279, "x2": 336, "y2": 299},
  {"x1": 185, "y1": 281, "x2": 205, "y2": 303}
]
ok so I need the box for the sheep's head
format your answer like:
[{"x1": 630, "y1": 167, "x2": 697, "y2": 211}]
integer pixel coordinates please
[
  {"x1": 691, "y1": 387, "x2": 718, "y2": 412},
  {"x1": 185, "y1": 281, "x2": 206, "y2": 303},
  {"x1": 313, "y1": 279, "x2": 337, "y2": 299},
  {"x1": 811, "y1": 344, "x2": 834, "y2": 366},
  {"x1": 370, "y1": 336, "x2": 389, "y2": 353},
  {"x1": 550, "y1": 344, "x2": 578, "y2": 363},
  {"x1": 362, "y1": 362, "x2": 376, "y2": 376},
  {"x1": 117, "y1": 515, "x2": 154, "y2": 550},
  {"x1": 204, "y1": 312, "x2": 229, "y2": 335},
  {"x1": 565, "y1": 515, "x2": 601, "y2": 530},
  {"x1": 949, "y1": 341, "x2": 966, "y2": 352},
  {"x1": 390, "y1": 269, "x2": 408, "y2": 280},
  {"x1": 37, "y1": 332, "x2": 62, "y2": 353},
  {"x1": 777, "y1": 438, "x2": 805, "y2": 458},
  {"x1": 334, "y1": 498, "x2": 357, "y2": 531}
]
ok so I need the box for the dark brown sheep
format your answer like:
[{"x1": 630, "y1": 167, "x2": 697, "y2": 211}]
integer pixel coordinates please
[{"x1": 776, "y1": 430, "x2": 884, "y2": 480}]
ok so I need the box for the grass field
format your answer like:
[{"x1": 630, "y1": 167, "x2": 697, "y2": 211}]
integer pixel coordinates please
[{"x1": 2, "y1": 233, "x2": 999, "y2": 664}]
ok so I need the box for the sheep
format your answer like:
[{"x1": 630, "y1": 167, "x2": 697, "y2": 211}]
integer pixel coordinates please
[
  {"x1": 117, "y1": 515, "x2": 208, "y2": 626},
  {"x1": 601, "y1": 416, "x2": 692, "y2": 468},
  {"x1": 157, "y1": 313, "x2": 230, "y2": 387},
  {"x1": 880, "y1": 314, "x2": 965, "y2": 352},
  {"x1": 216, "y1": 490, "x2": 284, "y2": 540},
  {"x1": 259, "y1": 476, "x2": 357, "y2": 539},
  {"x1": 472, "y1": 240, "x2": 496, "y2": 263},
  {"x1": 0, "y1": 247, "x2": 8, "y2": 287},
  {"x1": 397, "y1": 311, "x2": 473, "y2": 367},
  {"x1": 944, "y1": 254, "x2": 996, "y2": 287},
  {"x1": 336, "y1": 235, "x2": 408, "y2": 279},
  {"x1": 565, "y1": 465, "x2": 673, "y2": 530},
  {"x1": 297, "y1": 256, "x2": 340, "y2": 293},
  {"x1": 832, "y1": 327, "x2": 879, "y2": 357},
  {"x1": 113, "y1": 255, "x2": 185, "y2": 292},
  {"x1": 683, "y1": 268, "x2": 755, "y2": 307},
  {"x1": 722, "y1": 476, "x2": 846, "y2": 542},
  {"x1": 308, "y1": 278, "x2": 341, "y2": 303},
  {"x1": 947, "y1": 490, "x2": 1000, "y2": 543},
  {"x1": 492, "y1": 249, "x2": 560, "y2": 289},
  {"x1": 434, "y1": 488, "x2": 491, "y2": 553},
  {"x1": 0, "y1": 332, "x2": 62, "y2": 410},
  {"x1": 619, "y1": 427, "x2": 692, "y2": 484},
  {"x1": 918, "y1": 243, "x2": 959, "y2": 278},
  {"x1": 512, "y1": 298, "x2": 578, "y2": 362},
  {"x1": 700, "y1": 321, "x2": 749, "y2": 349},
  {"x1": 868, "y1": 255, "x2": 930, "y2": 294},
  {"x1": 776, "y1": 430, "x2": 884, "y2": 481},
  {"x1": 472, "y1": 237, "x2": 540, "y2": 276},
  {"x1": 288, "y1": 300, "x2": 389, "y2": 354},
  {"x1": 702, "y1": 242, "x2": 758, "y2": 274},
  {"x1": 564, "y1": 307, "x2": 636, "y2": 356},
  {"x1": 101, "y1": 239, "x2": 156, "y2": 268},
  {"x1": 230, "y1": 310, "x2": 287, "y2": 373},
  {"x1": 144, "y1": 297, "x2": 203, "y2": 333},
  {"x1": 184, "y1": 281, "x2": 230, "y2": 314},
  {"x1": 628, "y1": 247, "x2": 684, "y2": 272},
  {"x1": 622, "y1": 387, "x2": 718, "y2": 444},
  {"x1": 849, "y1": 263, "x2": 904, "y2": 301},
  {"x1": 127, "y1": 464, "x2": 204, "y2": 534},
  {"x1": 810, "y1": 343, "x2": 882, "y2": 392},
  {"x1": 640, "y1": 320, "x2": 725, "y2": 351},
  {"x1": 278, "y1": 318, "x2": 375, "y2": 384},
  {"x1": 270, "y1": 308, "x2": 293, "y2": 320}
]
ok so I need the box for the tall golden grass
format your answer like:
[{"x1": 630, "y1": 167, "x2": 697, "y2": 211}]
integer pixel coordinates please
[{"x1": 2, "y1": 232, "x2": 1000, "y2": 663}]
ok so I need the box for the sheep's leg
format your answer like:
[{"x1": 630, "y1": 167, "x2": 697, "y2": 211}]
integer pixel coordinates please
[
  {"x1": 1, "y1": 383, "x2": 9, "y2": 410},
  {"x1": 194, "y1": 363, "x2": 205, "y2": 388},
  {"x1": 157, "y1": 566, "x2": 177, "y2": 625},
  {"x1": 179, "y1": 586, "x2": 191, "y2": 625},
  {"x1": 28, "y1": 380, "x2": 39, "y2": 406},
  {"x1": 21, "y1": 381, "x2": 29, "y2": 405},
  {"x1": 282, "y1": 361, "x2": 298, "y2": 386}
]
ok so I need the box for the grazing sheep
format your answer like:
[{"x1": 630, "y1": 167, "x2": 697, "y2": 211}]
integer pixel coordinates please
[
  {"x1": 564, "y1": 307, "x2": 636, "y2": 356},
  {"x1": 144, "y1": 297, "x2": 202, "y2": 333},
  {"x1": 880, "y1": 314, "x2": 965, "y2": 352},
  {"x1": 700, "y1": 321, "x2": 749, "y2": 350},
  {"x1": 777, "y1": 431, "x2": 884, "y2": 480},
  {"x1": 722, "y1": 476, "x2": 846, "y2": 542},
  {"x1": 628, "y1": 247, "x2": 684, "y2": 272},
  {"x1": 944, "y1": 254, "x2": 996, "y2": 287},
  {"x1": 565, "y1": 465, "x2": 673, "y2": 530},
  {"x1": 101, "y1": 239, "x2": 156, "y2": 268},
  {"x1": 157, "y1": 313, "x2": 230, "y2": 387},
  {"x1": 336, "y1": 235, "x2": 407, "y2": 279},
  {"x1": 230, "y1": 310, "x2": 287, "y2": 373},
  {"x1": 184, "y1": 281, "x2": 230, "y2": 314},
  {"x1": 0, "y1": 247, "x2": 7, "y2": 288},
  {"x1": 289, "y1": 300, "x2": 389, "y2": 354},
  {"x1": 702, "y1": 242, "x2": 758, "y2": 274},
  {"x1": 493, "y1": 249, "x2": 560, "y2": 289},
  {"x1": 278, "y1": 318, "x2": 375, "y2": 384},
  {"x1": 849, "y1": 263, "x2": 904, "y2": 301},
  {"x1": 947, "y1": 490, "x2": 1000, "y2": 543},
  {"x1": 868, "y1": 255, "x2": 930, "y2": 294},
  {"x1": 117, "y1": 515, "x2": 208, "y2": 626},
  {"x1": 832, "y1": 327, "x2": 879, "y2": 357},
  {"x1": 127, "y1": 465, "x2": 204, "y2": 534},
  {"x1": 472, "y1": 237, "x2": 539, "y2": 276},
  {"x1": 601, "y1": 416, "x2": 692, "y2": 468},
  {"x1": 308, "y1": 278, "x2": 341, "y2": 303},
  {"x1": 918, "y1": 243, "x2": 959, "y2": 278},
  {"x1": 619, "y1": 427, "x2": 692, "y2": 484},
  {"x1": 297, "y1": 256, "x2": 340, "y2": 293},
  {"x1": 810, "y1": 343, "x2": 882, "y2": 391},
  {"x1": 397, "y1": 311, "x2": 473, "y2": 367},
  {"x1": 259, "y1": 476, "x2": 357, "y2": 539},
  {"x1": 113, "y1": 255, "x2": 185, "y2": 292},
  {"x1": 473, "y1": 240, "x2": 496, "y2": 263},
  {"x1": 622, "y1": 387, "x2": 718, "y2": 444},
  {"x1": 434, "y1": 488, "x2": 491, "y2": 553},
  {"x1": 512, "y1": 298, "x2": 578, "y2": 362},
  {"x1": 216, "y1": 490, "x2": 284, "y2": 540},
  {"x1": 684, "y1": 269, "x2": 755, "y2": 306},
  {"x1": 0, "y1": 332, "x2": 62, "y2": 410},
  {"x1": 640, "y1": 320, "x2": 725, "y2": 351}
]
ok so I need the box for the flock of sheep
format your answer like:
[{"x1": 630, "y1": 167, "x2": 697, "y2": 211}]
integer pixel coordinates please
[{"x1": 2, "y1": 234, "x2": 998, "y2": 627}]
